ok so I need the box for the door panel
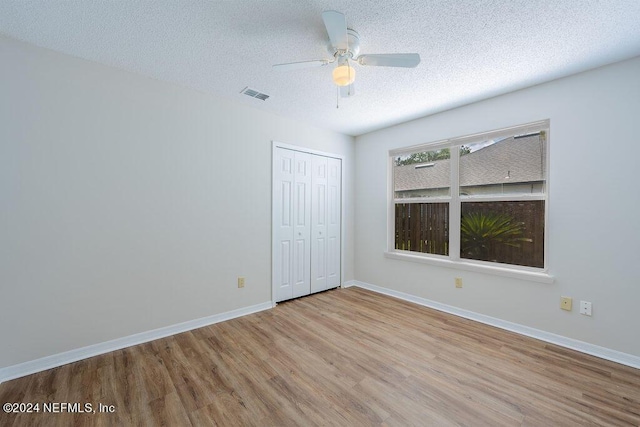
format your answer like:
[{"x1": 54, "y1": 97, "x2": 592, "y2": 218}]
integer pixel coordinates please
[
  {"x1": 327, "y1": 157, "x2": 341, "y2": 287},
  {"x1": 292, "y1": 151, "x2": 312, "y2": 298},
  {"x1": 294, "y1": 239, "x2": 306, "y2": 285},
  {"x1": 281, "y1": 181, "x2": 291, "y2": 226},
  {"x1": 311, "y1": 155, "x2": 328, "y2": 293},
  {"x1": 280, "y1": 241, "x2": 291, "y2": 288},
  {"x1": 273, "y1": 148, "x2": 295, "y2": 301}
]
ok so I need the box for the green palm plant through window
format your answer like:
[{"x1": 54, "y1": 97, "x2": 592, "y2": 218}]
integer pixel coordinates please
[{"x1": 460, "y1": 211, "x2": 532, "y2": 261}]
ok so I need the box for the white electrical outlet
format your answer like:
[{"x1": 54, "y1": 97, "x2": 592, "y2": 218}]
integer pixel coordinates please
[{"x1": 580, "y1": 301, "x2": 592, "y2": 316}]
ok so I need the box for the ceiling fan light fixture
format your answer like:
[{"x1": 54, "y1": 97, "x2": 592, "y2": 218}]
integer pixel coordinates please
[{"x1": 332, "y1": 64, "x2": 356, "y2": 86}]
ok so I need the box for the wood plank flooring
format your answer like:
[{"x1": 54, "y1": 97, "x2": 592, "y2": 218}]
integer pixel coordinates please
[{"x1": 1, "y1": 287, "x2": 639, "y2": 426}]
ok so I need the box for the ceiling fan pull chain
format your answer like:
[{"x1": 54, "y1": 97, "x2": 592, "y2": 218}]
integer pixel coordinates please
[
  {"x1": 347, "y1": 57, "x2": 352, "y2": 97},
  {"x1": 336, "y1": 86, "x2": 340, "y2": 108}
]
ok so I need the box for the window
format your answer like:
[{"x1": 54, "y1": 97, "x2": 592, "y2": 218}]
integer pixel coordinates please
[{"x1": 390, "y1": 121, "x2": 548, "y2": 271}]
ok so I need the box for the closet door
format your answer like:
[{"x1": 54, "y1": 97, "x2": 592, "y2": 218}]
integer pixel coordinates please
[
  {"x1": 310, "y1": 155, "x2": 328, "y2": 293},
  {"x1": 273, "y1": 148, "x2": 311, "y2": 302},
  {"x1": 273, "y1": 146, "x2": 341, "y2": 303}
]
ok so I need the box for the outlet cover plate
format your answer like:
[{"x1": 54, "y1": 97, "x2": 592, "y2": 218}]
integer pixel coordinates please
[
  {"x1": 580, "y1": 301, "x2": 592, "y2": 316},
  {"x1": 560, "y1": 296, "x2": 572, "y2": 311}
]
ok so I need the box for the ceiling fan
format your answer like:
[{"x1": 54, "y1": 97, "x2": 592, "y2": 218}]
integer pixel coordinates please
[{"x1": 273, "y1": 10, "x2": 421, "y2": 98}]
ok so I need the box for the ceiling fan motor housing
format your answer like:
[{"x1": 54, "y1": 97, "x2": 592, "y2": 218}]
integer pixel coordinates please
[{"x1": 328, "y1": 28, "x2": 360, "y2": 59}]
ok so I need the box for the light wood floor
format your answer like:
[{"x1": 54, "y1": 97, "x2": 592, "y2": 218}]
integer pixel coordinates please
[{"x1": 1, "y1": 287, "x2": 639, "y2": 426}]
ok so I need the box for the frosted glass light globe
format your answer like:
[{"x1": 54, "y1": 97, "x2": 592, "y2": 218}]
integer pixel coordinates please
[{"x1": 332, "y1": 65, "x2": 356, "y2": 86}]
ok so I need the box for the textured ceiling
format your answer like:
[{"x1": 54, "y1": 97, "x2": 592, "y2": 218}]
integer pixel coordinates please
[{"x1": 1, "y1": 1, "x2": 640, "y2": 136}]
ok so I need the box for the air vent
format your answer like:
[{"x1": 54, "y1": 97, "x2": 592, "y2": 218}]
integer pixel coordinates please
[{"x1": 240, "y1": 86, "x2": 270, "y2": 101}]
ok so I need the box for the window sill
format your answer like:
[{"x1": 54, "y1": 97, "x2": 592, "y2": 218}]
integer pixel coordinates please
[{"x1": 383, "y1": 251, "x2": 554, "y2": 284}]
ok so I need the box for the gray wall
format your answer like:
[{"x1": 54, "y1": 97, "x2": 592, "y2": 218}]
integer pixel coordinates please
[
  {"x1": 0, "y1": 36, "x2": 355, "y2": 369},
  {"x1": 355, "y1": 56, "x2": 640, "y2": 357}
]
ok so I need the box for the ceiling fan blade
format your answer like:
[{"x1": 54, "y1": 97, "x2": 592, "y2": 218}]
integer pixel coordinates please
[
  {"x1": 322, "y1": 10, "x2": 348, "y2": 50},
  {"x1": 272, "y1": 60, "x2": 329, "y2": 71},
  {"x1": 357, "y1": 53, "x2": 421, "y2": 68},
  {"x1": 339, "y1": 83, "x2": 355, "y2": 98}
]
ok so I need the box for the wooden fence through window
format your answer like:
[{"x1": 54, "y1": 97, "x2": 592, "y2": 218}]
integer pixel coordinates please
[
  {"x1": 395, "y1": 200, "x2": 544, "y2": 268},
  {"x1": 395, "y1": 203, "x2": 449, "y2": 255}
]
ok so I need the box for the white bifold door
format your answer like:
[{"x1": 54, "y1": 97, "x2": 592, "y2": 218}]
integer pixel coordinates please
[{"x1": 273, "y1": 147, "x2": 341, "y2": 302}]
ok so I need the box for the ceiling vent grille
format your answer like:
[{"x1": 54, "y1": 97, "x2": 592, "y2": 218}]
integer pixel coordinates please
[{"x1": 240, "y1": 86, "x2": 270, "y2": 101}]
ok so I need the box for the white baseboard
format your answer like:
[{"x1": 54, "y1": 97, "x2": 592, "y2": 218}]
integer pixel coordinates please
[
  {"x1": 351, "y1": 280, "x2": 640, "y2": 370},
  {"x1": 0, "y1": 301, "x2": 273, "y2": 384},
  {"x1": 341, "y1": 280, "x2": 357, "y2": 288}
]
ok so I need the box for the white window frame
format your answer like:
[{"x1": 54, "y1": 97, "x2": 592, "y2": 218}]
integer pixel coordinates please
[{"x1": 385, "y1": 120, "x2": 553, "y2": 284}]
